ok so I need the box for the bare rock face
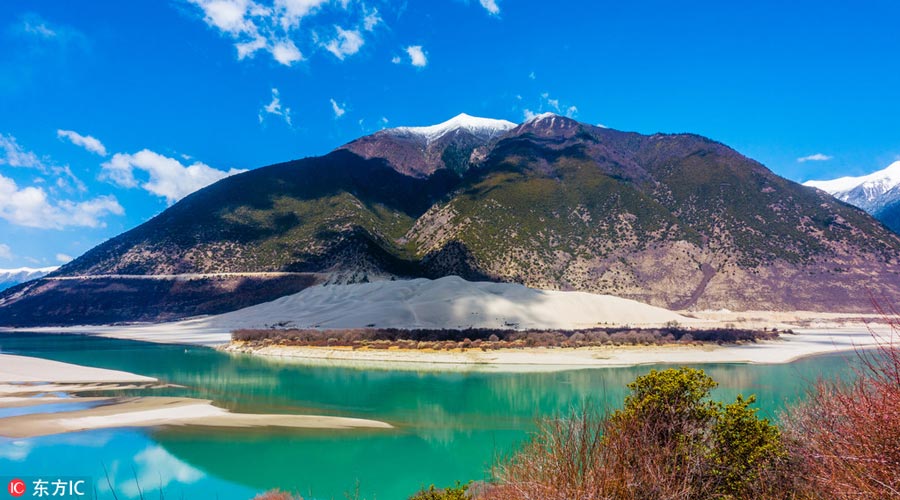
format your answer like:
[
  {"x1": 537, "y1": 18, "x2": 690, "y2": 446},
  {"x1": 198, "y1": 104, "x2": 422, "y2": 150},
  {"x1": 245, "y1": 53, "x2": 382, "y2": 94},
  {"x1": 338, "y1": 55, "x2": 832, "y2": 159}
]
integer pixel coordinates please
[{"x1": 3, "y1": 113, "x2": 900, "y2": 325}]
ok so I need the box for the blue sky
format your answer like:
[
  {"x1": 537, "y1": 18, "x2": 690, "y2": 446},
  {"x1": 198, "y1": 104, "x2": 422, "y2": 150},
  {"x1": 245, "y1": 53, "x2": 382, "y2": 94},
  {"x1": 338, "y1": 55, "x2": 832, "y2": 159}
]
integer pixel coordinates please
[{"x1": 1, "y1": 0, "x2": 899, "y2": 268}]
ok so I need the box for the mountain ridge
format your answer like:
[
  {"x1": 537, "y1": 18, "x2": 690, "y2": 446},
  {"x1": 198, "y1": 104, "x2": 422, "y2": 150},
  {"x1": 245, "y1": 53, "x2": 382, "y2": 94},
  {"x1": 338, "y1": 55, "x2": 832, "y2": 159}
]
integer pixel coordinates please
[
  {"x1": 3, "y1": 114, "x2": 900, "y2": 325},
  {"x1": 804, "y1": 160, "x2": 900, "y2": 232}
]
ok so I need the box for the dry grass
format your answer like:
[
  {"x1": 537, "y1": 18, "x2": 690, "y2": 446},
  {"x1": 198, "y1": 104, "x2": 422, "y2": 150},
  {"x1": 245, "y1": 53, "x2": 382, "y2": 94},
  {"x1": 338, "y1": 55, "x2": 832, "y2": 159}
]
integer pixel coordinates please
[{"x1": 784, "y1": 303, "x2": 900, "y2": 499}]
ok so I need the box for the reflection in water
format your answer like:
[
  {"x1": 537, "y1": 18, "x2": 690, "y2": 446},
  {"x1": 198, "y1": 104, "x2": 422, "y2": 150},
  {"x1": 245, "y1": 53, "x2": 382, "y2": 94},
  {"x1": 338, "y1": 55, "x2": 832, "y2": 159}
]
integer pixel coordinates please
[{"x1": 0, "y1": 333, "x2": 859, "y2": 500}]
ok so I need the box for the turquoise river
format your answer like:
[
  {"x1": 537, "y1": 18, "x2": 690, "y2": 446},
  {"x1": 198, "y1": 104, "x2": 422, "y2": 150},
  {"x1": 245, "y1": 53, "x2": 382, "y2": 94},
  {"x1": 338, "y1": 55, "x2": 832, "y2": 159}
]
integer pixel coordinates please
[{"x1": 0, "y1": 333, "x2": 858, "y2": 500}]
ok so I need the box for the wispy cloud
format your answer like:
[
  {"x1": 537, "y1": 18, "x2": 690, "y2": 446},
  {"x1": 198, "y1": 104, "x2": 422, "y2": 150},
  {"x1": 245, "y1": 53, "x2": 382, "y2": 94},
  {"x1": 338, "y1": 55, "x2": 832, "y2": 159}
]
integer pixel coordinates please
[
  {"x1": 0, "y1": 134, "x2": 87, "y2": 192},
  {"x1": 0, "y1": 244, "x2": 11, "y2": 260},
  {"x1": 480, "y1": 0, "x2": 500, "y2": 15},
  {"x1": 522, "y1": 92, "x2": 578, "y2": 120},
  {"x1": 797, "y1": 153, "x2": 833, "y2": 163},
  {"x1": 0, "y1": 134, "x2": 44, "y2": 169},
  {"x1": 101, "y1": 150, "x2": 245, "y2": 204},
  {"x1": 405, "y1": 45, "x2": 427, "y2": 67},
  {"x1": 55, "y1": 253, "x2": 73, "y2": 263},
  {"x1": 14, "y1": 13, "x2": 86, "y2": 47},
  {"x1": 56, "y1": 129, "x2": 108, "y2": 156},
  {"x1": 259, "y1": 88, "x2": 292, "y2": 125},
  {"x1": 330, "y1": 98, "x2": 346, "y2": 118}
]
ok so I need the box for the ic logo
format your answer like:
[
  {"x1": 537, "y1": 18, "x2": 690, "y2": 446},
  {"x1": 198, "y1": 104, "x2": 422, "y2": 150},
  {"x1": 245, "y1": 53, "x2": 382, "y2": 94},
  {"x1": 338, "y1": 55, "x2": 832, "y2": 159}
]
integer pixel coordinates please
[{"x1": 7, "y1": 479, "x2": 26, "y2": 497}]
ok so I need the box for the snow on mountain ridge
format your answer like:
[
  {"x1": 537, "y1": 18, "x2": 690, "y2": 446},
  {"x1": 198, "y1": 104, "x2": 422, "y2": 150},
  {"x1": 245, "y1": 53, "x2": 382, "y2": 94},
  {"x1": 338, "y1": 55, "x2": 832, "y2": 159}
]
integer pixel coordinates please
[
  {"x1": 389, "y1": 113, "x2": 516, "y2": 144},
  {"x1": 804, "y1": 161, "x2": 900, "y2": 214},
  {"x1": 0, "y1": 266, "x2": 58, "y2": 291},
  {"x1": 804, "y1": 161, "x2": 900, "y2": 195}
]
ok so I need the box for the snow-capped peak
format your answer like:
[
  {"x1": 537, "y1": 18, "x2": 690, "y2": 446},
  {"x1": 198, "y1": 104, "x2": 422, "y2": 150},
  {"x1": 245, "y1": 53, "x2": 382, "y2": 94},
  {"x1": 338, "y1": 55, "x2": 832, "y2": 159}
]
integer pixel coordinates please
[
  {"x1": 525, "y1": 112, "x2": 560, "y2": 124},
  {"x1": 804, "y1": 161, "x2": 900, "y2": 214},
  {"x1": 0, "y1": 266, "x2": 58, "y2": 274},
  {"x1": 390, "y1": 113, "x2": 516, "y2": 144},
  {"x1": 804, "y1": 161, "x2": 900, "y2": 195},
  {"x1": 522, "y1": 112, "x2": 579, "y2": 130}
]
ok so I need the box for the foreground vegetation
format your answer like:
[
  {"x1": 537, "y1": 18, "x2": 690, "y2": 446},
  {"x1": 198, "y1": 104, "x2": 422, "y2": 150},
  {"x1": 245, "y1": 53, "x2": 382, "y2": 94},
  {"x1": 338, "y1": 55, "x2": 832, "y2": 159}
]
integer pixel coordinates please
[
  {"x1": 233, "y1": 324, "x2": 778, "y2": 350},
  {"x1": 251, "y1": 325, "x2": 900, "y2": 500}
]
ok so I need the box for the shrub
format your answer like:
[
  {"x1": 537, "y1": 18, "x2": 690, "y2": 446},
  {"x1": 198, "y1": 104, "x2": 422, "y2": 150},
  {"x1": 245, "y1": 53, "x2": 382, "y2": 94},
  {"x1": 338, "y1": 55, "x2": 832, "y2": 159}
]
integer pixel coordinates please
[
  {"x1": 784, "y1": 320, "x2": 900, "y2": 498},
  {"x1": 480, "y1": 368, "x2": 790, "y2": 499},
  {"x1": 408, "y1": 482, "x2": 470, "y2": 500}
]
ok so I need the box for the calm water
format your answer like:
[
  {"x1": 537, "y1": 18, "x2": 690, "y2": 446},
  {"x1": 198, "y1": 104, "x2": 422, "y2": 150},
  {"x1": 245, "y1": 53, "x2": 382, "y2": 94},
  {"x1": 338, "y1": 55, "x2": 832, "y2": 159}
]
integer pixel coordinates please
[{"x1": 0, "y1": 333, "x2": 857, "y2": 500}]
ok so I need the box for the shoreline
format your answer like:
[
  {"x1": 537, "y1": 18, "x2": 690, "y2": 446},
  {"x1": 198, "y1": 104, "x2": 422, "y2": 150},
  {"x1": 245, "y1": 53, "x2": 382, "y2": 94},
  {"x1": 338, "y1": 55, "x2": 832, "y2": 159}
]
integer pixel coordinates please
[
  {"x1": 223, "y1": 325, "x2": 894, "y2": 371},
  {"x1": 1, "y1": 309, "x2": 894, "y2": 371}
]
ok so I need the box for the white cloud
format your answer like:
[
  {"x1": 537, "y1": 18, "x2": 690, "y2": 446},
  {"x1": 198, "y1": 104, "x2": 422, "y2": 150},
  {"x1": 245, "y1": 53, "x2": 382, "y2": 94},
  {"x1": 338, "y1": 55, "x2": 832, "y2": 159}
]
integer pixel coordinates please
[
  {"x1": 405, "y1": 45, "x2": 427, "y2": 67},
  {"x1": 362, "y1": 9, "x2": 381, "y2": 31},
  {"x1": 276, "y1": 0, "x2": 330, "y2": 29},
  {"x1": 0, "y1": 244, "x2": 12, "y2": 260},
  {"x1": 187, "y1": 0, "x2": 384, "y2": 66},
  {"x1": 56, "y1": 253, "x2": 73, "y2": 263},
  {"x1": 391, "y1": 55, "x2": 401, "y2": 64},
  {"x1": 101, "y1": 150, "x2": 245, "y2": 204},
  {"x1": 324, "y1": 27, "x2": 364, "y2": 60},
  {"x1": 480, "y1": 0, "x2": 500, "y2": 15},
  {"x1": 565, "y1": 105, "x2": 578, "y2": 118},
  {"x1": 236, "y1": 35, "x2": 267, "y2": 59},
  {"x1": 0, "y1": 174, "x2": 123, "y2": 229},
  {"x1": 0, "y1": 134, "x2": 44, "y2": 169},
  {"x1": 259, "y1": 88, "x2": 292, "y2": 125},
  {"x1": 523, "y1": 109, "x2": 537, "y2": 120},
  {"x1": 529, "y1": 71, "x2": 535, "y2": 80},
  {"x1": 798, "y1": 153, "x2": 833, "y2": 163},
  {"x1": 56, "y1": 129, "x2": 108, "y2": 156},
  {"x1": 271, "y1": 39, "x2": 303, "y2": 65},
  {"x1": 330, "y1": 98, "x2": 346, "y2": 118}
]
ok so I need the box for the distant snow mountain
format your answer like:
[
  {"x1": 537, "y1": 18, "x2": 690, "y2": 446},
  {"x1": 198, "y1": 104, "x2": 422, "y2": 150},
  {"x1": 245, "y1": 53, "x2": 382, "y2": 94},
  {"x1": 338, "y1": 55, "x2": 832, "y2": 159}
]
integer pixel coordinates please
[
  {"x1": 804, "y1": 161, "x2": 900, "y2": 232},
  {"x1": 0, "y1": 267, "x2": 57, "y2": 291}
]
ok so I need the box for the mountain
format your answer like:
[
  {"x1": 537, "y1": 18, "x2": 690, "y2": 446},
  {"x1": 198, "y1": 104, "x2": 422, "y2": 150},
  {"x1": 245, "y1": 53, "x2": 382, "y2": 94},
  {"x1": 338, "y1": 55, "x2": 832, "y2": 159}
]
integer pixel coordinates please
[
  {"x1": 3, "y1": 113, "x2": 900, "y2": 326},
  {"x1": 0, "y1": 267, "x2": 57, "y2": 292},
  {"x1": 341, "y1": 113, "x2": 516, "y2": 177},
  {"x1": 804, "y1": 161, "x2": 900, "y2": 232}
]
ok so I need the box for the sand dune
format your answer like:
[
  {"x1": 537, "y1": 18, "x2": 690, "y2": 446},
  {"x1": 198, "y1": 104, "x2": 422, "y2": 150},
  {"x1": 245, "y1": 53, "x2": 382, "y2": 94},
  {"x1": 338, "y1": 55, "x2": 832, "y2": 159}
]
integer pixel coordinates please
[{"x1": 182, "y1": 276, "x2": 693, "y2": 331}]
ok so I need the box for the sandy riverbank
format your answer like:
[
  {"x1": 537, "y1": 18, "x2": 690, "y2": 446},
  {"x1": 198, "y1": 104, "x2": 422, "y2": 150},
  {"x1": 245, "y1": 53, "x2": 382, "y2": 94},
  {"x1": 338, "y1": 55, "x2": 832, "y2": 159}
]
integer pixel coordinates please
[
  {"x1": 0, "y1": 355, "x2": 391, "y2": 438},
  {"x1": 226, "y1": 325, "x2": 896, "y2": 371}
]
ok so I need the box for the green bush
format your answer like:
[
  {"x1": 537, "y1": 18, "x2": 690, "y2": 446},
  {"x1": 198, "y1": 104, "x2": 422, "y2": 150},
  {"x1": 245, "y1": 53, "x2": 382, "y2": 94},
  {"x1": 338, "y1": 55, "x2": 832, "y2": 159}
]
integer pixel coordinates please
[
  {"x1": 408, "y1": 482, "x2": 470, "y2": 500},
  {"x1": 482, "y1": 368, "x2": 791, "y2": 499}
]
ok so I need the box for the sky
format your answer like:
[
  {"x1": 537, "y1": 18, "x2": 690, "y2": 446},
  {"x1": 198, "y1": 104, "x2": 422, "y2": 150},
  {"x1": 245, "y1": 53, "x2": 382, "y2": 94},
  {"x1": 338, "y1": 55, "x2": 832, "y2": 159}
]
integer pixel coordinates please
[{"x1": 1, "y1": 0, "x2": 899, "y2": 268}]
